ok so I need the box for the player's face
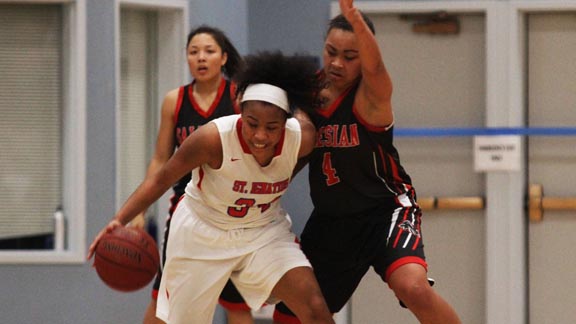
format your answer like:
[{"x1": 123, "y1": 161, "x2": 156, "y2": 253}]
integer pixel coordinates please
[
  {"x1": 240, "y1": 101, "x2": 287, "y2": 157},
  {"x1": 322, "y1": 28, "x2": 362, "y2": 90},
  {"x1": 187, "y1": 33, "x2": 228, "y2": 82}
]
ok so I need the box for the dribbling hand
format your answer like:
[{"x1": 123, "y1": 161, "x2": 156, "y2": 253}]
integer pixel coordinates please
[{"x1": 87, "y1": 219, "x2": 123, "y2": 261}]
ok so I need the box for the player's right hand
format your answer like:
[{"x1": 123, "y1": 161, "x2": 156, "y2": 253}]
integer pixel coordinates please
[{"x1": 87, "y1": 219, "x2": 123, "y2": 262}]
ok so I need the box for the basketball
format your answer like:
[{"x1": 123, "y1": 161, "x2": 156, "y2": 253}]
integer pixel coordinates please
[{"x1": 94, "y1": 226, "x2": 160, "y2": 292}]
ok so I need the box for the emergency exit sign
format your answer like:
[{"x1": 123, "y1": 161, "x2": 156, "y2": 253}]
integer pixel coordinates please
[{"x1": 474, "y1": 135, "x2": 521, "y2": 172}]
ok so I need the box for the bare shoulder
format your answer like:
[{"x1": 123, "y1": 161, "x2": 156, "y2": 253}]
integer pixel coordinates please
[
  {"x1": 191, "y1": 122, "x2": 222, "y2": 151},
  {"x1": 159, "y1": 87, "x2": 183, "y2": 118},
  {"x1": 164, "y1": 87, "x2": 181, "y2": 106},
  {"x1": 195, "y1": 122, "x2": 223, "y2": 167}
]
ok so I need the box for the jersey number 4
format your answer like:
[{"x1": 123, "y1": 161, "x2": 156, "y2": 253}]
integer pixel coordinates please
[{"x1": 322, "y1": 152, "x2": 340, "y2": 186}]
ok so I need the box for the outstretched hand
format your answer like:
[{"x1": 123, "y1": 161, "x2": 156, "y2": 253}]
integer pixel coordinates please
[
  {"x1": 87, "y1": 219, "x2": 123, "y2": 262},
  {"x1": 339, "y1": 0, "x2": 358, "y2": 20}
]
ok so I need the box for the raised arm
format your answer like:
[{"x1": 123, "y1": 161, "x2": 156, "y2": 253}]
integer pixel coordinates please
[{"x1": 339, "y1": 0, "x2": 393, "y2": 128}]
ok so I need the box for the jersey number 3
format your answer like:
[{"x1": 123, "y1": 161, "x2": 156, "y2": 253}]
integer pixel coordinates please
[
  {"x1": 322, "y1": 152, "x2": 340, "y2": 186},
  {"x1": 228, "y1": 198, "x2": 272, "y2": 218}
]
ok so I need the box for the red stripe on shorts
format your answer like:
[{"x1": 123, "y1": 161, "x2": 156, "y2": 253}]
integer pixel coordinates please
[{"x1": 385, "y1": 256, "x2": 428, "y2": 282}]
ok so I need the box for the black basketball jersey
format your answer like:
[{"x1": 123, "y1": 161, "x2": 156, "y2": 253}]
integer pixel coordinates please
[
  {"x1": 172, "y1": 78, "x2": 239, "y2": 196},
  {"x1": 308, "y1": 83, "x2": 413, "y2": 215}
]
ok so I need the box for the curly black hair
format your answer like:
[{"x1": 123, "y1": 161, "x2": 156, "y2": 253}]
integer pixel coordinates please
[{"x1": 234, "y1": 51, "x2": 321, "y2": 115}]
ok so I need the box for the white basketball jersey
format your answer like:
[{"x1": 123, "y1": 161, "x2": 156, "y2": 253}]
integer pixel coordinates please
[{"x1": 184, "y1": 114, "x2": 301, "y2": 230}]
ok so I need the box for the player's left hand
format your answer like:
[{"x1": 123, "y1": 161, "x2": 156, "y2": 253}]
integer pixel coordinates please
[{"x1": 339, "y1": 0, "x2": 356, "y2": 17}]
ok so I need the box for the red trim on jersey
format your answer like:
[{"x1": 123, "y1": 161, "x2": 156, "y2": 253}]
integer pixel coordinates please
[
  {"x1": 385, "y1": 256, "x2": 428, "y2": 283},
  {"x1": 273, "y1": 310, "x2": 301, "y2": 324},
  {"x1": 352, "y1": 105, "x2": 391, "y2": 132},
  {"x1": 235, "y1": 118, "x2": 286, "y2": 157},
  {"x1": 317, "y1": 85, "x2": 354, "y2": 118},
  {"x1": 173, "y1": 86, "x2": 186, "y2": 124},
  {"x1": 189, "y1": 78, "x2": 227, "y2": 119},
  {"x1": 219, "y1": 299, "x2": 251, "y2": 311}
]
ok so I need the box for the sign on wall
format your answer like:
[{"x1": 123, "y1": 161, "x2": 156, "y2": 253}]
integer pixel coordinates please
[{"x1": 474, "y1": 135, "x2": 522, "y2": 172}]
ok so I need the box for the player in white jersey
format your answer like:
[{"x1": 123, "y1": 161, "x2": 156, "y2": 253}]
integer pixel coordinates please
[
  {"x1": 88, "y1": 51, "x2": 334, "y2": 324},
  {"x1": 184, "y1": 114, "x2": 299, "y2": 230}
]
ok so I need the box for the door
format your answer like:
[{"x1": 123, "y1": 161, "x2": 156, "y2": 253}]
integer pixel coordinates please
[
  {"x1": 527, "y1": 12, "x2": 576, "y2": 324},
  {"x1": 351, "y1": 12, "x2": 486, "y2": 324}
]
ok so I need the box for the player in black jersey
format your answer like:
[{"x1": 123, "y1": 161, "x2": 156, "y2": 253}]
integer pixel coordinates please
[
  {"x1": 134, "y1": 25, "x2": 253, "y2": 324},
  {"x1": 274, "y1": 1, "x2": 462, "y2": 323}
]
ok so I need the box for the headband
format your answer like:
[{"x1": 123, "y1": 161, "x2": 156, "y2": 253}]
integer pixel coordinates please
[{"x1": 240, "y1": 83, "x2": 289, "y2": 113}]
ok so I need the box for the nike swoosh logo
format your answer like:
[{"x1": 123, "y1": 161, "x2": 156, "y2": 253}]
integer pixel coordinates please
[{"x1": 231, "y1": 158, "x2": 241, "y2": 162}]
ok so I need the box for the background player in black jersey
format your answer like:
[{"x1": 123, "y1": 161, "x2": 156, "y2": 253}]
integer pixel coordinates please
[
  {"x1": 273, "y1": 1, "x2": 462, "y2": 323},
  {"x1": 132, "y1": 25, "x2": 254, "y2": 324}
]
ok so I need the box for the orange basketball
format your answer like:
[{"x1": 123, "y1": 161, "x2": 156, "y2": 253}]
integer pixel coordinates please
[{"x1": 94, "y1": 226, "x2": 159, "y2": 292}]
